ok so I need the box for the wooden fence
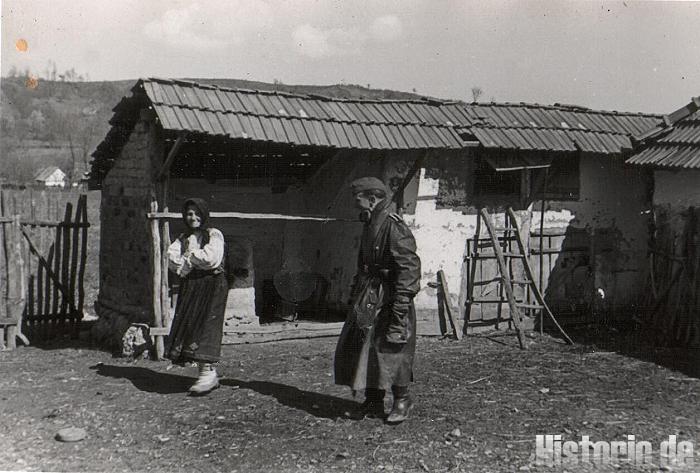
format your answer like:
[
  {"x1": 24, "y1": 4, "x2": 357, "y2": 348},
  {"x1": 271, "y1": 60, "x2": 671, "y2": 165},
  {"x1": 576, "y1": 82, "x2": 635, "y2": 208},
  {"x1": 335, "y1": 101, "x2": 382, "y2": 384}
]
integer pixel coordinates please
[
  {"x1": 645, "y1": 207, "x2": 700, "y2": 347},
  {"x1": 0, "y1": 189, "x2": 89, "y2": 348}
]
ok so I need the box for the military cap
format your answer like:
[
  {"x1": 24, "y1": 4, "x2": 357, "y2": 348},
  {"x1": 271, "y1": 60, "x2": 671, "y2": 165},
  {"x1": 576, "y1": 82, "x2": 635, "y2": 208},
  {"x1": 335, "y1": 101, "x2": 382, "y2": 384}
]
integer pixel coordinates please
[{"x1": 350, "y1": 176, "x2": 388, "y2": 195}]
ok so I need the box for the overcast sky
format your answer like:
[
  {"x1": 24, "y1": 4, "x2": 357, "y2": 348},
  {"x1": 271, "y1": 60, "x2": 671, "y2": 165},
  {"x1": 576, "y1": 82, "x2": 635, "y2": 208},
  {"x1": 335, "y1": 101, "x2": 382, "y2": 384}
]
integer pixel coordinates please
[{"x1": 1, "y1": 0, "x2": 698, "y2": 113}]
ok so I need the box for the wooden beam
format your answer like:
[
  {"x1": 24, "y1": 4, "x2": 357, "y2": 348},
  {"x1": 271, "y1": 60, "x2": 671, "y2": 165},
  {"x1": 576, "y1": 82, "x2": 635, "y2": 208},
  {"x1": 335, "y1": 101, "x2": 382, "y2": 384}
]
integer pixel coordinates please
[
  {"x1": 438, "y1": 270, "x2": 463, "y2": 340},
  {"x1": 156, "y1": 133, "x2": 186, "y2": 181},
  {"x1": 393, "y1": 151, "x2": 428, "y2": 215},
  {"x1": 6, "y1": 216, "x2": 24, "y2": 349},
  {"x1": 147, "y1": 211, "x2": 354, "y2": 222},
  {"x1": 428, "y1": 280, "x2": 448, "y2": 335},
  {"x1": 0, "y1": 217, "x2": 89, "y2": 227},
  {"x1": 150, "y1": 200, "x2": 164, "y2": 359}
]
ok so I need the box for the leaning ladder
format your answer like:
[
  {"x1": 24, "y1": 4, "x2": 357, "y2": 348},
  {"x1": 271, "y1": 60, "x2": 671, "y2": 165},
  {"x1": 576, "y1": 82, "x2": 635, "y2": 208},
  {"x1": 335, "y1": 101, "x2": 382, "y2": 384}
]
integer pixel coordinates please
[{"x1": 465, "y1": 207, "x2": 573, "y2": 349}]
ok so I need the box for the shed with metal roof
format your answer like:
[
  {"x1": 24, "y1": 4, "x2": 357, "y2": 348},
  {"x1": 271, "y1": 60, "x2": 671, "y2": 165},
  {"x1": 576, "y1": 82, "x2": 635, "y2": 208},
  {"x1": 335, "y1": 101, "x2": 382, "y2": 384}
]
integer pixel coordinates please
[{"x1": 89, "y1": 78, "x2": 666, "y2": 347}]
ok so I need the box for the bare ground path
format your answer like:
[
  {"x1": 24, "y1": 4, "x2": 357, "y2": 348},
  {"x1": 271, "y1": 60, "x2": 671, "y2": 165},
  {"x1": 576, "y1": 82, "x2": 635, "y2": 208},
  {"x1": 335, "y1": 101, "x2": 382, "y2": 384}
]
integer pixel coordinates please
[{"x1": 1, "y1": 334, "x2": 698, "y2": 472}]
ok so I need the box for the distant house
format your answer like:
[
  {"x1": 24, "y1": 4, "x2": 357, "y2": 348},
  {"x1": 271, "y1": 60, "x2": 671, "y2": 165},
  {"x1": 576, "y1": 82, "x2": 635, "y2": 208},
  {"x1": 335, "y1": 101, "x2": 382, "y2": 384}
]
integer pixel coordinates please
[
  {"x1": 627, "y1": 97, "x2": 700, "y2": 347},
  {"x1": 88, "y1": 77, "x2": 664, "y2": 347},
  {"x1": 34, "y1": 166, "x2": 66, "y2": 188}
]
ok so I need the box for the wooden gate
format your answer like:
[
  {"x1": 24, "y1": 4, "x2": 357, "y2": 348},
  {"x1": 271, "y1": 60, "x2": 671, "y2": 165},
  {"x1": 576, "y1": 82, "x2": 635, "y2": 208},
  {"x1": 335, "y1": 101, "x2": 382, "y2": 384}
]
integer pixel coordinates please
[{"x1": 0, "y1": 190, "x2": 89, "y2": 348}]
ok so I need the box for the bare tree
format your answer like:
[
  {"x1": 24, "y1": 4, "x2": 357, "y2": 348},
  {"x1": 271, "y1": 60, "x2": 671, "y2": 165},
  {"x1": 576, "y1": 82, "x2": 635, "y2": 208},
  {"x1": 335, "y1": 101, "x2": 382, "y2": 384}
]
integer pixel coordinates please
[{"x1": 471, "y1": 86, "x2": 483, "y2": 103}]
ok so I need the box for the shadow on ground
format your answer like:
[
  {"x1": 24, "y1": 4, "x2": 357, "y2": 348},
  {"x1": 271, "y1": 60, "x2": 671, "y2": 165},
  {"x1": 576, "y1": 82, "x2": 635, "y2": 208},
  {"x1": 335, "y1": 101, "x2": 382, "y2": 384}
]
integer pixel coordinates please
[
  {"x1": 90, "y1": 363, "x2": 360, "y2": 419},
  {"x1": 565, "y1": 323, "x2": 700, "y2": 380}
]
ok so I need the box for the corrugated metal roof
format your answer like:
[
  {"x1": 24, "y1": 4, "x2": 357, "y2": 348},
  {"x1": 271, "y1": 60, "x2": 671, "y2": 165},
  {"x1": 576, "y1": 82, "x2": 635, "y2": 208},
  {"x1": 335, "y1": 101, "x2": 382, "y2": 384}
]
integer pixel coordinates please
[
  {"x1": 90, "y1": 77, "x2": 667, "y2": 185},
  {"x1": 627, "y1": 99, "x2": 700, "y2": 169},
  {"x1": 140, "y1": 78, "x2": 466, "y2": 150},
  {"x1": 628, "y1": 145, "x2": 700, "y2": 169},
  {"x1": 462, "y1": 102, "x2": 657, "y2": 154}
]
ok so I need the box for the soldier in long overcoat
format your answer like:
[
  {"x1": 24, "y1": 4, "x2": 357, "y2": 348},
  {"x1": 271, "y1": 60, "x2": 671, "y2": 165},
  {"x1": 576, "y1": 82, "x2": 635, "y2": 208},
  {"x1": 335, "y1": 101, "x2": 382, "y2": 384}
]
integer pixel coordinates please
[{"x1": 334, "y1": 177, "x2": 421, "y2": 423}]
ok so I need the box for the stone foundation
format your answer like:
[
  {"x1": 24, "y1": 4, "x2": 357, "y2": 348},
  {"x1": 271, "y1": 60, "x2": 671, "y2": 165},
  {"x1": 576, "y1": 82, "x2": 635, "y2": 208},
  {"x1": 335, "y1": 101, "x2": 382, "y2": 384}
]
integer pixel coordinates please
[{"x1": 224, "y1": 287, "x2": 259, "y2": 329}]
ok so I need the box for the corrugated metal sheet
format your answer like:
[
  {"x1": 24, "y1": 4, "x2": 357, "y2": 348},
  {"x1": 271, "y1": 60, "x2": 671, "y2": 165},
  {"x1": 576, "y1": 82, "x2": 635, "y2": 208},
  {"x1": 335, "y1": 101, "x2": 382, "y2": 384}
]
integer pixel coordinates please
[
  {"x1": 469, "y1": 126, "x2": 634, "y2": 154},
  {"x1": 91, "y1": 77, "x2": 669, "y2": 186},
  {"x1": 627, "y1": 106, "x2": 700, "y2": 168},
  {"x1": 140, "y1": 78, "x2": 465, "y2": 150},
  {"x1": 462, "y1": 102, "x2": 657, "y2": 154},
  {"x1": 628, "y1": 145, "x2": 700, "y2": 169},
  {"x1": 465, "y1": 103, "x2": 658, "y2": 135}
]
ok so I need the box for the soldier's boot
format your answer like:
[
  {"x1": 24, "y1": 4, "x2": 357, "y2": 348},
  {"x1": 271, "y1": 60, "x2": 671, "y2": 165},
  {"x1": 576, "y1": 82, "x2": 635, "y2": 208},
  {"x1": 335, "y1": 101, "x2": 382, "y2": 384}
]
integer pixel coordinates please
[
  {"x1": 359, "y1": 389, "x2": 385, "y2": 419},
  {"x1": 188, "y1": 363, "x2": 220, "y2": 396},
  {"x1": 386, "y1": 385, "x2": 413, "y2": 424}
]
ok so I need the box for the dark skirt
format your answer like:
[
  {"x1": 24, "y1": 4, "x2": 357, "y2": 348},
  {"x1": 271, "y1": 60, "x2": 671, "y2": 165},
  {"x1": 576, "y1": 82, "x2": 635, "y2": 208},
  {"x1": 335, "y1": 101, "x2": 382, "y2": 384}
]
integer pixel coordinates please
[
  {"x1": 334, "y1": 304, "x2": 416, "y2": 392},
  {"x1": 166, "y1": 271, "x2": 228, "y2": 363}
]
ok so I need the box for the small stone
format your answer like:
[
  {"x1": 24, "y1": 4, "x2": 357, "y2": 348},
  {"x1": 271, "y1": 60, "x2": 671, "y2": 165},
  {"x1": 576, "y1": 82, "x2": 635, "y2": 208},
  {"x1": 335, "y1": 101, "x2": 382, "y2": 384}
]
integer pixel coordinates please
[
  {"x1": 55, "y1": 427, "x2": 87, "y2": 442},
  {"x1": 450, "y1": 428, "x2": 462, "y2": 438},
  {"x1": 156, "y1": 435, "x2": 170, "y2": 443},
  {"x1": 336, "y1": 451, "x2": 350, "y2": 459},
  {"x1": 539, "y1": 387, "x2": 550, "y2": 394}
]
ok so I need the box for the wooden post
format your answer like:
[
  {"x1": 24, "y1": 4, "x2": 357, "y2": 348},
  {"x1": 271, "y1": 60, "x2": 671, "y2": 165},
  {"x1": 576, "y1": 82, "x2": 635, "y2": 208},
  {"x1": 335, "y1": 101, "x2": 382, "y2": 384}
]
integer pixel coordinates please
[
  {"x1": 438, "y1": 270, "x2": 462, "y2": 340},
  {"x1": 69, "y1": 197, "x2": 82, "y2": 337},
  {"x1": 77, "y1": 195, "x2": 88, "y2": 320},
  {"x1": 59, "y1": 203, "x2": 72, "y2": 336},
  {"x1": 0, "y1": 190, "x2": 6, "y2": 320},
  {"x1": 43, "y1": 244, "x2": 54, "y2": 340},
  {"x1": 28, "y1": 195, "x2": 36, "y2": 327},
  {"x1": 432, "y1": 280, "x2": 448, "y2": 336},
  {"x1": 160, "y1": 158, "x2": 171, "y2": 332},
  {"x1": 538, "y1": 169, "x2": 548, "y2": 334},
  {"x1": 463, "y1": 210, "x2": 482, "y2": 335},
  {"x1": 156, "y1": 133, "x2": 186, "y2": 181},
  {"x1": 457, "y1": 239, "x2": 470, "y2": 336},
  {"x1": 6, "y1": 215, "x2": 25, "y2": 349},
  {"x1": 150, "y1": 200, "x2": 164, "y2": 359},
  {"x1": 160, "y1": 220, "x2": 171, "y2": 331},
  {"x1": 51, "y1": 210, "x2": 62, "y2": 330}
]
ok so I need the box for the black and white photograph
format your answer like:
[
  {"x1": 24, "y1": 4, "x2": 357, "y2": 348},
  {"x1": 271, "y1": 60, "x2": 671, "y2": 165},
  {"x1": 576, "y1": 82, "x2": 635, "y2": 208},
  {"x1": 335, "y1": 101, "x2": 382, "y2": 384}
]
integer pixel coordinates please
[{"x1": 0, "y1": 1, "x2": 699, "y2": 471}]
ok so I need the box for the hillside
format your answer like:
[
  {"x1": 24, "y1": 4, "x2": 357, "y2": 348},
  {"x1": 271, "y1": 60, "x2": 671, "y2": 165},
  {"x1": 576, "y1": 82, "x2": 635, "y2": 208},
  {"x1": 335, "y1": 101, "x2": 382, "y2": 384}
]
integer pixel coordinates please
[{"x1": 0, "y1": 77, "x2": 428, "y2": 185}]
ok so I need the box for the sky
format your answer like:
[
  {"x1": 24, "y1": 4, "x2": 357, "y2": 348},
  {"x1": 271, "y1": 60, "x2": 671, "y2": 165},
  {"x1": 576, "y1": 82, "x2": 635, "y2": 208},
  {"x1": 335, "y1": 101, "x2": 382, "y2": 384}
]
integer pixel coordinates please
[{"x1": 1, "y1": 0, "x2": 699, "y2": 113}]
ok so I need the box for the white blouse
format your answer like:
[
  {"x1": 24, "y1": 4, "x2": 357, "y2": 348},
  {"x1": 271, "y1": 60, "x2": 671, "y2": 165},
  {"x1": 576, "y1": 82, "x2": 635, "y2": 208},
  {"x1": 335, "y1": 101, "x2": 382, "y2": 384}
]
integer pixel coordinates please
[{"x1": 168, "y1": 228, "x2": 225, "y2": 277}]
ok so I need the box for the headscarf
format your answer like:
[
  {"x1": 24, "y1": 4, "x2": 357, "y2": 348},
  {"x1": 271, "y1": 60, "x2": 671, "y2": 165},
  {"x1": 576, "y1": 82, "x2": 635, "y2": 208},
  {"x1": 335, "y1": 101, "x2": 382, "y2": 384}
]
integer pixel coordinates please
[{"x1": 182, "y1": 197, "x2": 210, "y2": 232}]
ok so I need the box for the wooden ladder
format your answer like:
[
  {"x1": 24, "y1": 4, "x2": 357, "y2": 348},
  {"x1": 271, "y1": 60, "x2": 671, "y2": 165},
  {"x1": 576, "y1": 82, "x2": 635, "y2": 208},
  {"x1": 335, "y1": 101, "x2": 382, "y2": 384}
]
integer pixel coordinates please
[{"x1": 465, "y1": 207, "x2": 573, "y2": 349}]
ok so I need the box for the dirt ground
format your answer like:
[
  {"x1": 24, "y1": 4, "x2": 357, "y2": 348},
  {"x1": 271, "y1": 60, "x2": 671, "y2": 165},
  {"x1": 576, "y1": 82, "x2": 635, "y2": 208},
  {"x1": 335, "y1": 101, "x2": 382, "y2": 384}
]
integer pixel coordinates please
[{"x1": 1, "y1": 332, "x2": 699, "y2": 473}]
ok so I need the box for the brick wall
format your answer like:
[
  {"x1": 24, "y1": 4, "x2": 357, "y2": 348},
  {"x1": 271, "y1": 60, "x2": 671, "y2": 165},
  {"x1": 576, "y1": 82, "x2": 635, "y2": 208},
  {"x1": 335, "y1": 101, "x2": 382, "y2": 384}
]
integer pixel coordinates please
[{"x1": 93, "y1": 118, "x2": 161, "y2": 347}]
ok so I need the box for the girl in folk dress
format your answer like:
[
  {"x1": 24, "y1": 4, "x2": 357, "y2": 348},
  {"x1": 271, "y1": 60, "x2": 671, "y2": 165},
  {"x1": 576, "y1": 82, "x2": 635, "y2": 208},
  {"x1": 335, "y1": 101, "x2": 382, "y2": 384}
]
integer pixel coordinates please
[{"x1": 166, "y1": 198, "x2": 228, "y2": 395}]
